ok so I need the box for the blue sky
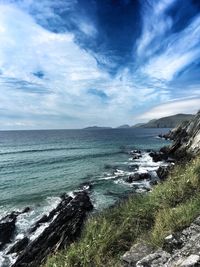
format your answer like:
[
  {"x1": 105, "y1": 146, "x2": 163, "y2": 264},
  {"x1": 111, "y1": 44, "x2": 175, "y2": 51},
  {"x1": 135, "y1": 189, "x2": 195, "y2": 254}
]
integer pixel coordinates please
[{"x1": 0, "y1": 0, "x2": 200, "y2": 129}]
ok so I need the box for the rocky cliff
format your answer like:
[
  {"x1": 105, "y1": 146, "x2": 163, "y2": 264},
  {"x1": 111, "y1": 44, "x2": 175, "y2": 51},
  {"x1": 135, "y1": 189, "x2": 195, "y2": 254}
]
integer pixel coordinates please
[
  {"x1": 163, "y1": 110, "x2": 200, "y2": 157},
  {"x1": 122, "y1": 216, "x2": 200, "y2": 267},
  {"x1": 121, "y1": 111, "x2": 200, "y2": 267}
]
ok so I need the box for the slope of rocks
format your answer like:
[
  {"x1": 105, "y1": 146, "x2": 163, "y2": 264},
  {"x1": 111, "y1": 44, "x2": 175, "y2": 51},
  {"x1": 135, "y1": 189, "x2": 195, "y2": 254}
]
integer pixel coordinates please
[{"x1": 122, "y1": 216, "x2": 200, "y2": 267}]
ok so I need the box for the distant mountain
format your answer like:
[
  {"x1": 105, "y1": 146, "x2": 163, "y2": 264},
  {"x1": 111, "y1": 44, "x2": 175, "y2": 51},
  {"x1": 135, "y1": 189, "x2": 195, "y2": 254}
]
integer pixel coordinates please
[
  {"x1": 83, "y1": 126, "x2": 112, "y2": 130},
  {"x1": 132, "y1": 114, "x2": 195, "y2": 128},
  {"x1": 117, "y1": 124, "x2": 130, "y2": 128}
]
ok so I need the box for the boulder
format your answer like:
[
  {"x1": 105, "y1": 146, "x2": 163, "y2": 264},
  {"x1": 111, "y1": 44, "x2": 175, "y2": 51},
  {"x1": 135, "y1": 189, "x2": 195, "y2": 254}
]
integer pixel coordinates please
[
  {"x1": 121, "y1": 243, "x2": 153, "y2": 267},
  {"x1": 156, "y1": 165, "x2": 172, "y2": 180},
  {"x1": 126, "y1": 172, "x2": 151, "y2": 183},
  {"x1": 132, "y1": 154, "x2": 142, "y2": 160},
  {"x1": 162, "y1": 233, "x2": 183, "y2": 253},
  {"x1": 149, "y1": 151, "x2": 168, "y2": 162}
]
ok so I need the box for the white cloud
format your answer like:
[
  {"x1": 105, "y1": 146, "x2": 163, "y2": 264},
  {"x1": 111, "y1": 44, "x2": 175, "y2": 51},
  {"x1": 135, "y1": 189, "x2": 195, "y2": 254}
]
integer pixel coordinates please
[
  {"x1": 0, "y1": 3, "x2": 163, "y2": 129},
  {"x1": 138, "y1": 98, "x2": 200, "y2": 121},
  {"x1": 142, "y1": 15, "x2": 200, "y2": 81},
  {"x1": 137, "y1": 0, "x2": 200, "y2": 82}
]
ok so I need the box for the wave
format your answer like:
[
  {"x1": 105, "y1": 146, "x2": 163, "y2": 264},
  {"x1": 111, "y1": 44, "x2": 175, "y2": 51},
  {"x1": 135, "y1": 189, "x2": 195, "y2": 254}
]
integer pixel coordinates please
[
  {"x1": 0, "y1": 146, "x2": 90, "y2": 156},
  {"x1": 0, "y1": 150, "x2": 122, "y2": 169}
]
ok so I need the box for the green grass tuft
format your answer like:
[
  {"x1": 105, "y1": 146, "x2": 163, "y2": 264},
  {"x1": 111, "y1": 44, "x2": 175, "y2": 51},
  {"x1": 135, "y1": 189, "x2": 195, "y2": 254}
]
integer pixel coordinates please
[{"x1": 44, "y1": 157, "x2": 200, "y2": 267}]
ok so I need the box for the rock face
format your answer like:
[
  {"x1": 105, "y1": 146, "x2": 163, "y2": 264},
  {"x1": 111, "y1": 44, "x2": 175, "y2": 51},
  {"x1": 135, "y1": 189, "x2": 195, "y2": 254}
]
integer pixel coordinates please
[
  {"x1": 165, "y1": 111, "x2": 200, "y2": 157},
  {"x1": 10, "y1": 191, "x2": 93, "y2": 267},
  {"x1": 126, "y1": 173, "x2": 151, "y2": 183},
  {"x1": 0, "y1": 208, "x2": 30, "y2": 250},
  {"x1": 121, "y1": 216, "x2": 200, "y2": 267}
]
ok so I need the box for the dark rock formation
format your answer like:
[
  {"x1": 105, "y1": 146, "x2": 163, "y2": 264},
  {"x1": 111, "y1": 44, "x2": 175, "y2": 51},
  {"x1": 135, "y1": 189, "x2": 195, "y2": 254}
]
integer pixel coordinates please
[
  {"x1": 7, "y1": 237, "x2": 29, "y2": 254},
  {"x1": 0, "y1": 213, "x2": 17, "y2": 250},
  {"x1": 12, "y1": 192, "x2": 93, "y2": 267},
  {"x1": 0, "y1": 208, "x2": 30, "y2": 250},
  {"x1": 156, "y1": 165, "x2": 173, "y2": 180},
  {"x1": 126, "y1": 172, "x2": 151, "y2": 183},
  {"x1": 130, "y1": 150, "x2": 142, "y2": 160},
  {"x1": 29, "y1": 195, "x2": 73, "y2": 234},
  {"x1": 149, "y1": 151, "x2": 168, "y2": 162},
  {"x1": 162, "y1": 111, "x2": 200, "y2": 158}
]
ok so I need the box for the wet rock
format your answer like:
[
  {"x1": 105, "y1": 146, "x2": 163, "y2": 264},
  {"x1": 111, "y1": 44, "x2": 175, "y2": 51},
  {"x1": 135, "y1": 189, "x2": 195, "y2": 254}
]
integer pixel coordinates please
[
  {"x1": 7, "y1": 237, "x2": 29, "y2": 254},
  {"x1": 0, "y1": 213, "x2": 18, "y2": 249},
  {"x1": 79, "y1": 182, "x2": 93, "y2": 191},
  {"x1": 130, "y1": 150, "x2": 141, "y2": 155},
  {"x1": 21, "y1": 207, "x2": 31, "y2": 214},
  {"x1": 132, "y1": 154, "x2": 142, "y2": 160},
  {"x1": 128, "y1": 164, "x2": 139, "y2": 170},
  {"x1": 0, "y1": 206, "x2": 31, "y2": 250},
  {"x1": 12, "y1": 192, "x2": 93, "y2": 267},
  {"x1": 149, "y1": 151, "x2": 168, "y2": 162},
  {"x1": 126, "y1": 172, "x2": 151, "y2": 183},
  {"x1": 29, "y1": 195, "x2": 73, "y2": 234}
]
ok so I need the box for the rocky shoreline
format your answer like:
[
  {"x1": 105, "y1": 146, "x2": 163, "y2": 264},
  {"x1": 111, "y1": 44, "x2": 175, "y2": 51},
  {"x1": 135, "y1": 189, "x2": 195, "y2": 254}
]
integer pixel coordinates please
[
  {"x1": 1, "y1": 111, "x2": 199, "y2": 267},
  {"x1": 0, "y1": 192, "x2": 93, "y2": 267},
  {"x1": 0, "y1": 149, "x2": 173, "y2": 267},
  {"x1": 121, "y1": 111, "x2": 200, "y2": 267}
]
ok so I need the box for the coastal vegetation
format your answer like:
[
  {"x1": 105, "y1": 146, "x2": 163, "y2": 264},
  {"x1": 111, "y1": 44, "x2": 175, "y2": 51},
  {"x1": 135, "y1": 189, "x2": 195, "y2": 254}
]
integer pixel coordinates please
[{"x1": 44, "y1": 156, "x2": 200, "y2": 267}]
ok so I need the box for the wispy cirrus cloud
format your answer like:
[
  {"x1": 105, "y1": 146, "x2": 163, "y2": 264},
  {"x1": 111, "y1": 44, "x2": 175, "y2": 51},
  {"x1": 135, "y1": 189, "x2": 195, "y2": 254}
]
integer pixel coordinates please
[
  {"x1": 138, "y1": 98, "x2": 200, "y2": 120},
  {"x1": 0, "y1": 0, "x2": 199, "y2": 129}
]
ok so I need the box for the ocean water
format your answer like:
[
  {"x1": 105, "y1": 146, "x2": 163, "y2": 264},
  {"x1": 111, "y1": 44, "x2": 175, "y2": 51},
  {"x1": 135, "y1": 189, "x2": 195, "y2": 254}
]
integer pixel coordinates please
[
  {"x1": 0, "y1": 128, "x2": 171, "y2": 265},
  {"x1": 0, "y1": 128, "x2": 170, "y2": 212}
]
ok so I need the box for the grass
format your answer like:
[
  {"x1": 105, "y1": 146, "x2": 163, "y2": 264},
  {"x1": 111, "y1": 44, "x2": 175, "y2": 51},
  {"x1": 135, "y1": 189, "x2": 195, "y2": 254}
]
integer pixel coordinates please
[{"x1": 44, "y1": 156, "x2": 200, "y2": 267}]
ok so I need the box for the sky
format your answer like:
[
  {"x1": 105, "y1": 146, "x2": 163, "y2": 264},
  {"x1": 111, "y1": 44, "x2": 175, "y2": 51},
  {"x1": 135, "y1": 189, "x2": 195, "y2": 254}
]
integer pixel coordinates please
[{"x1": 0, "y1": 0, "x2": 200, "y2": 129}]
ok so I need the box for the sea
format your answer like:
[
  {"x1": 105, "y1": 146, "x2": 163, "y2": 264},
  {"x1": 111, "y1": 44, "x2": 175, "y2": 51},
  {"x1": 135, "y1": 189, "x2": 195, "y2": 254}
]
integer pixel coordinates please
[{"x1": 0, "y1": 128, "x2": 171, "y2": 265}]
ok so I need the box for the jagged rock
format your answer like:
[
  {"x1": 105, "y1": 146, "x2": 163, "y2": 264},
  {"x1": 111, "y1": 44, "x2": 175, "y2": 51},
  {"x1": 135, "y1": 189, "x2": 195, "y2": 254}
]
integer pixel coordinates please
[
  {"x1": 136, "y1": 249, "x2": 171, "y2": 266},
  {"x1": 0, "y1": 213, "x2": 18, "y2": 249},
  {"x1": 178, "y1": 255, "x2": 200, "y2": 266},
  {"x1": 156, "y1": 165, "x2": 172, "y2": 180},
  {"x1": 132, "y1": 154, "x2": 142, "y2": 160},
  {"x1": 125, "y1": 172, "x2": 151, "y2": 183},
  {"x1": 122, "y1": 215, "x2": 200, "y2": 267},
  {"x1": 7, "y1": 237, "x2": 29, "y2": 254},
  {"x1": 149, "y1": 152, "x2": 168, "y2": 162},
  {"x1": 21, "y1": 207, "x2": 31, "y2": 214},
  {"x1": 121, "y1": 243, "x2": 153, "y2": 267},
  {"x1": 162, "y1": 233, "x2": 183, "y2": 253},
  {"x1": 164, "y1": 111, "x2": 200, "y2": 157},
  {"x1": 29, "y1": 195, "x2": 73, "y2": 234},
  {"x1": 12, "y1": 192, "x2": 93, "y2": 267},
  {"x1": 0, "y1": 207, "x2": 31, "y2": 249}
]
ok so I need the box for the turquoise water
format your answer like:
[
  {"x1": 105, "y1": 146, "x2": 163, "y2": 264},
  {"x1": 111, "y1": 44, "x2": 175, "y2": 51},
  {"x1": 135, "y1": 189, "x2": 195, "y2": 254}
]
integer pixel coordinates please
[
  {"x1": 0, "y1": 128, "x2": 170, "y2": 212},
  {"x1": 0, "y1": 128, "x2": 172, "y2": 265}
]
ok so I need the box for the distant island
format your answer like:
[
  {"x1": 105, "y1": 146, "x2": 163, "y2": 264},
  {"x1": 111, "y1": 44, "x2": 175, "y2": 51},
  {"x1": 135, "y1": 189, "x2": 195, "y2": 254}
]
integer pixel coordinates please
[
  {"x1": 117, "y1": 124, "x2": 130, "y2": 128},
  {"x1": 83, "y1": 114, "x2": 195, "y2": 130},
  {"x1": 83, "y1": 126, "x2": 112, "y2": 130},
  {"x1": 132, "y1": 113, "x2": 194, "y2": 128}
]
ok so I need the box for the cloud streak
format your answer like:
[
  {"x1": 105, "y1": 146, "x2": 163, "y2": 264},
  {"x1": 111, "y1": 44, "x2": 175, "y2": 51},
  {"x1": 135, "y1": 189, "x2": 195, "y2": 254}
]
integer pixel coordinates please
[{"x1": 0, "y1": 0, "x2": 199, "y2": 129}]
